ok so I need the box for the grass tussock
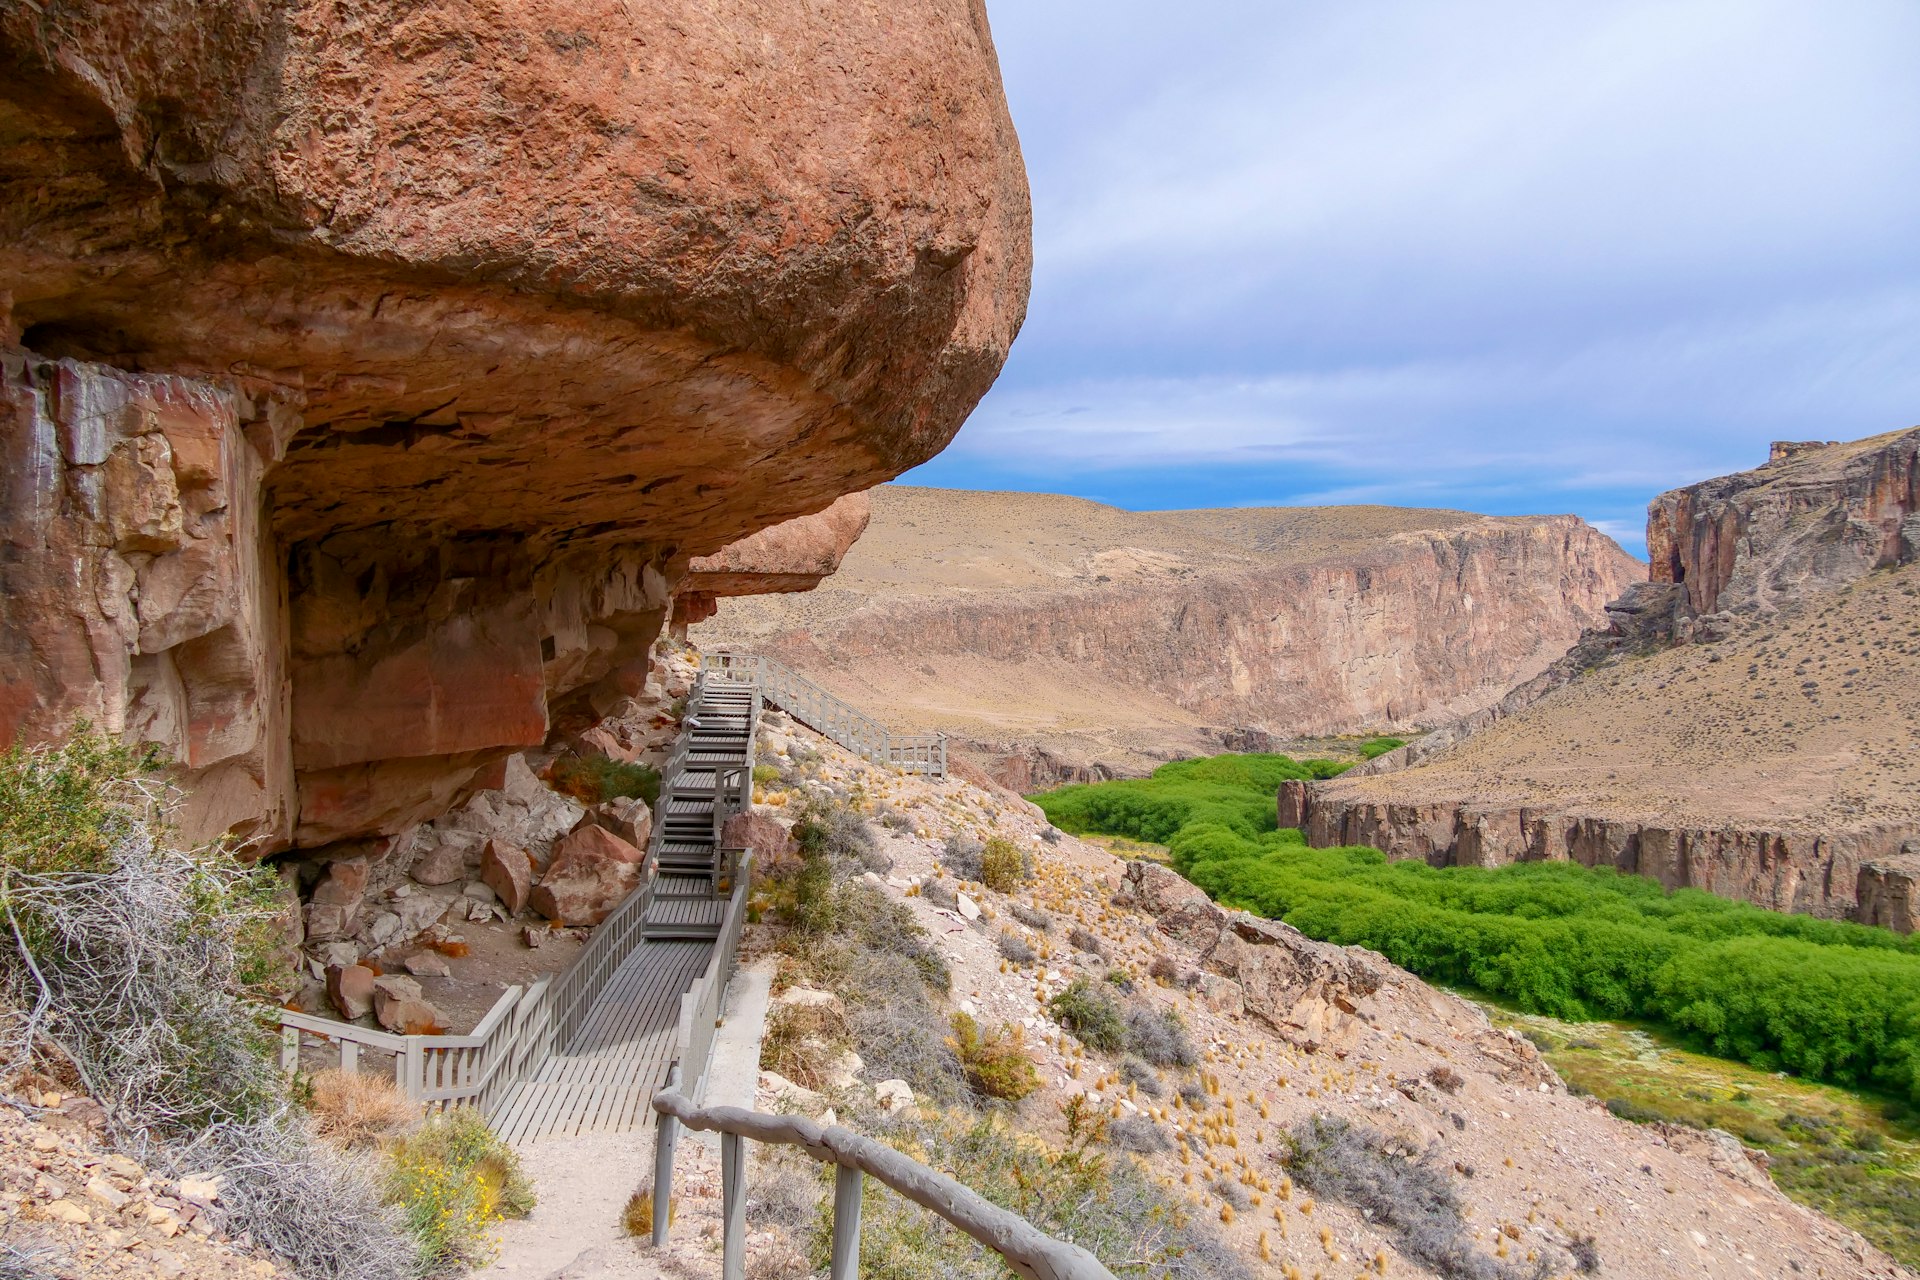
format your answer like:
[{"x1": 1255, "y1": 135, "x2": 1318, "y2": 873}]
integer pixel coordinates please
[{"x1": 307, "y1": 1069, "x2": 420, "y2": 1151}]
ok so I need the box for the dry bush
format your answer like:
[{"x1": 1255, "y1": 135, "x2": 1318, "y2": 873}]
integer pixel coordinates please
[
  {"x1": 761, "y1": 1002, "x2": 850, "y2": 1092},
  {"x1": 1427, "y1": 1065, "x2": 1465, "y2": 1095},
  {"x1": 1119, "y1": 1056, "x2": 1164, "y2": 1097},
  {"x1": 1008, "y1": 902, "x2": 1053, "y2": 932},
  {"x1": 306, "y1": 1069, "x2": 420, "y2": 1151},
  {"x1": 1107, "y1": 1115, "x2": 1171, "y2": 1153},
  {"x1": 1067, "y1": 927, "x2": 1106, "y2": 960},
  {"x1": 1124, "y1": 1005, "x2": 1196, "y2": 1068},
  {"x1": 941, "y1": 835, "x2": 984, "y2": 882},
  {"x1": 1284, "y1": 1114, "x2": 1566, "y2": 1280},
  {"x1": 996, "y1": 931, "x2": 1036, "y2": 965}
]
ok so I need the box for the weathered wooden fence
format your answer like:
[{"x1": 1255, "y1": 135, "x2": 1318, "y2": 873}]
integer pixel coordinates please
[
  {"x1": 700, "y1": 650, "x2": 947, "y2": 777},
  {"x1": 648, "y1": 1090, "x2": 1117, "y2": 1280}
]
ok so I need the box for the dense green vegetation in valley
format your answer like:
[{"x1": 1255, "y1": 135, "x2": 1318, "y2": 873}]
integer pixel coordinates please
[{"x1": 1033, "y1": 754, "x2": 1920, "y2": 1102}]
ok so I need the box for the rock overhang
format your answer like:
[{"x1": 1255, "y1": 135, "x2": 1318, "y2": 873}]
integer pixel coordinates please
[{"x1": 0, "y1": 0, "x2": 1032, "y2": 851}]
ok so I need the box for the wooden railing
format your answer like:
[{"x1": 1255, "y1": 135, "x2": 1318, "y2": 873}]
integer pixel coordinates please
[
  {"x1": 278, "y1": 671, "x2": 763, "y2": 1110},
  {"x1": 648, "y1": 1091, "x2": 1116, "y2": 1280},
  {"x1": 700, "y1": 651, "x2": 947, "y2": 777}
]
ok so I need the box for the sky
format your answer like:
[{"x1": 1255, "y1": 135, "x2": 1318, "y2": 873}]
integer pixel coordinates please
[{"x1": 898, "y1": 0, "x2": 1920, "y2": 554}]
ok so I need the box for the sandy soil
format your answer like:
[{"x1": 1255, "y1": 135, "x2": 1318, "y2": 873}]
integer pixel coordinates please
[{"x1": 1327, "y1": 561, "x2": 1920, "y2": 832}]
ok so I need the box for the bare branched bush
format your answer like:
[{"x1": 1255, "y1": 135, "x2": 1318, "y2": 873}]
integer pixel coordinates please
[
  {"x1": 941, "y1": 835, "x2": 984, "y2": 882},
  {"x1": 0, "y1": 1240, "x2": 61, "y2": 1280},
  {"x1": 175, "y1": 1116, "x2": 410, "y2": 1280},
  {"x1": 1124, "y1": 1005, "x2": 1196, "y2": 1068},
  {"x1": 1284, "y1": 1115, "x2": 1563, "y2": 1280},
  {"x1": 921, "y1": 880, "x2": 958, "y2": 910},
  {"x1": 1119, "y1": 1056, "x2": 1164, "y2": 1097},
  {"x1": 1107, "y1": 1114, "x2": 1171, "y2": 1153},
  {"x1": 1067, "y1": 927, "x2": 1106, "y2": 960},
  {"x1": 1008, "y1": 902, "x2": 1053, "y2": 933},
  {"x1": 996, "y1": 931, "x2": 1036, "y2": 965}
]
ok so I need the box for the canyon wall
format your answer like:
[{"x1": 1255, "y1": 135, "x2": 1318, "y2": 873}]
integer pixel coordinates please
[
  {"x1": 700, "y1": 488, "x2": 1641, "y2": 781},
  {"x1": 1286, "y1": 430, "x2": 1920, "y2": 928},
  {"x1": 0, "y1": 0, "x2": 1031, "y2": 852}
]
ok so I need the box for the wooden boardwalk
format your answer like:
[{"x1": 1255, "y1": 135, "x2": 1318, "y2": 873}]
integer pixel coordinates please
[{"x1": 492, "y1": 939, "x2": 713, "y2": 1145}]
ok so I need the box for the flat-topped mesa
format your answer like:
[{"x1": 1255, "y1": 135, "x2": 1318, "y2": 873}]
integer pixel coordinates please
[
  {"x1": 1287, "y1": 428, "x2": 1920, "y2": 929},
  {"x1": 0, "y1": 0, "x2": 1031, "y2": 851}
]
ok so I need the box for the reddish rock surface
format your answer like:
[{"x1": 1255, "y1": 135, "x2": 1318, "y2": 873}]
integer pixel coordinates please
[
  {"x1": 0, "y1": 0, "x2": 1031, "y2": 850},
  {"x1": 530, "y1": 825, "x2": 646, "y2": 926},
  {"x1": 480, "y1": 839, "x2": 534, "y2": 916}
]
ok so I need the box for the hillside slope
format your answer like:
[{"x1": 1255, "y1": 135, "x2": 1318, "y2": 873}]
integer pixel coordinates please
[
  {"x1": 1289, "y1": 429, "x2": 1920, "y2": 926},
  {"x1": 696, "y1": 487, "x2": 1640, "y2": 783}
]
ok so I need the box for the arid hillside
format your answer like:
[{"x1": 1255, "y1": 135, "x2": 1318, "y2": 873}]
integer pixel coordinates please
[
  {"x1": 1289, "y1": 429, "x2": 1920, "y2": 927},
  {"x1": 697, "y1": 486, "x2": 1641, "y2": 784}
]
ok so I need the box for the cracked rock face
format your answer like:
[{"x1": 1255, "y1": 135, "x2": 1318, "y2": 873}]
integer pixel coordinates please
[{"x1": 0, "y1": 0, "x2": 1031, "y2": 851}]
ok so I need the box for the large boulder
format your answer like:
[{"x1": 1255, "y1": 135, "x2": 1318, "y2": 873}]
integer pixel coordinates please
[
  {"x1": 530, "y1": 826, "x2": 646, "y2": 926},
  {"x1": 480, "y1": 839, "x2": 535, "y2": 916},
  {"x1": 0, "y1": 0, "x2": 1031, "y2": 852}
]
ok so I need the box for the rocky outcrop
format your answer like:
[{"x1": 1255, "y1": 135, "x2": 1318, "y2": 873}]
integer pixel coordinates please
[
  {"x1": 672, "y1": 494, "x2": 873, "y2": 638},
  {"x1": 1648, "y1": 428, "x2": 1920, "y2": 623},
  {"x1": 0, "y1": 1, "x2": 1030, "y2": 851},
  {"x1": 1285, "y1": 431, "x2": 1920, "y2": 929}
]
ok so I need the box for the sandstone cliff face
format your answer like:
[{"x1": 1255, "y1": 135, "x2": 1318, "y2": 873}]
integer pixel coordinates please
[
  {"x1": 1288, "y1": 432, "x2": 1920, "y2": 929},
  {"x1": 0, "y1": 1, "x2": 1031, "y2": 850},
  {"x1": 1649, "y1": 428, "x2": 1920, "y2": 622},
  {"x1": 702, "y1": 490, "x2": 1640, "y2": 779}
]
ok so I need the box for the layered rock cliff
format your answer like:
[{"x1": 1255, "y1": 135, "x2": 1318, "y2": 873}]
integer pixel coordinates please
[
  {"x1": 697, "y1": 487, "x2": 1641, "y2": 780},
  {"x1": 0, "y1": 0, "x2": 1031, "y2": 851},
  {"x1": 1287, "y1": 429, "x2": 1920, "y2": 928}
]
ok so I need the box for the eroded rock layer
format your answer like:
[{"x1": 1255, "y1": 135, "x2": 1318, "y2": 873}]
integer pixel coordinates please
[
  {"x1": 698, "y1": 487, "x2": 1641, "y2": 778},
  {"x1": 0, "y1": 0, "x2": 1031, "y2": 850},
  {"x1": 1290, "y1": 432, "x2": 1920, "y2": 928}
]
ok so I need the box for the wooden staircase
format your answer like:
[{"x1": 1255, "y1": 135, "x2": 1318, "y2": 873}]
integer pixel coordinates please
[{"x1": 643, "y1": 677, "x2": 759, "y2": 943}]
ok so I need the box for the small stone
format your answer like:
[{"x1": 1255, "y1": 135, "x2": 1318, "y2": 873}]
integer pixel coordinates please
[
  {"x1": 174, "y1": 1177, "x2": 221, "y2": 1205},
  {"x1": 874, "y1": 1079, "x2": 915, "y2": 1114},
  {"x1": 402, "y1": 951, "x2": 452, "y2": 978},
  {"x1": 43, "y1": 1199, "x2": 90, "y2": 1224},
  {"x1": 522, "y1": 925, "x2": 545, "y2": 949},
  {"x1": 86, "y1": 1176, "x2": 130, "y2": 1210},
  {"x1": 326, "y1": 964, "x2": 377, "y2": 1020},
  {"x1": 956, "y1": 892, "x2": 980, "y2": 922}
]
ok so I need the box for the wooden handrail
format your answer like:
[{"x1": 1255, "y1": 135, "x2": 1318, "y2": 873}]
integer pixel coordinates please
[
  {"x1": 700, "y1": 651, "x2": 947, "y2": 778},
  {"x1": 648, "y1": 1091, "x2": 1117, "y2": 1280}
]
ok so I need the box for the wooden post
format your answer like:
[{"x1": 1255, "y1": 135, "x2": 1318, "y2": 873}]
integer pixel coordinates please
[
  {"x1": 721, "y1": 1131, "x2": 746, "y2": 1280},
  {"x1": 279, "y1": 1026, "x2": 299, "y2": 1075},
  {"x1": 652, "y1": 1063, "x2": 681, "y2": 1247},
  {"x1": 829, "y1": 1164, "x2": 863, "y2": 1280},
  {"x1": 341, "y1": 1038, "x2": 360, "y2": 1074}
]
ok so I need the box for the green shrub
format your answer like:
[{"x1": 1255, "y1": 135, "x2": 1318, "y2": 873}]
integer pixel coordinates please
[
  {"x1": 1357, "y1": 736, "x2": 1407, "y2": 760},
  {"x1": 1035, "y1": 752, "x2": 1920, "y2": 1100},
  {"x1": 752, "y1": 763, "x2": 783, "y2": 787},
  {"x1": 979, "y1": 836, "x2": 1032, "y2": 892},
  {"x1": 547, "y1": 755, "x2": 659, "y2": 807},
  {"x1": 385, "y1": 1108, "x2": 534, "y2": 1272},
  {"x1": 949, "y1": 1012, "x2": 1040, "y2": 1102},
  {"x1": 1050, "y1": 978, "x2": 1125, "y2": 1052}
]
